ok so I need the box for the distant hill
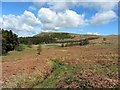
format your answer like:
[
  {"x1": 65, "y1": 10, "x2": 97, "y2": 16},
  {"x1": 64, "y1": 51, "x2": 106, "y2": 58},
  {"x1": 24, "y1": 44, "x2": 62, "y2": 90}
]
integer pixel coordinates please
[
  {"x1": 34, "y1": 32, "x2": 79, "y2": 40},
  {"x1": 34, "y1": 32, "x2": 79, "y2": 37},
  {"x1": 34, "y1": 32, "x2": 98, "y2": 40}
]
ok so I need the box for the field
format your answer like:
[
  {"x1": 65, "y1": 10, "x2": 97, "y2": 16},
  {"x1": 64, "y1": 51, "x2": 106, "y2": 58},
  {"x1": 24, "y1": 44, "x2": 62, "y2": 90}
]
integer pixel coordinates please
[{"x1": 1, "y1": 35, "x2": 119, "y2": 88}]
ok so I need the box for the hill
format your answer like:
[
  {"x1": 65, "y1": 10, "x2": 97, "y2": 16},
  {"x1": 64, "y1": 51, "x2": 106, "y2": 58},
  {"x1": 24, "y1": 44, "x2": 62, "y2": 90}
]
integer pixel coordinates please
[{"x1": 34, "y1": 32, "x2": 99, "y2": 40}]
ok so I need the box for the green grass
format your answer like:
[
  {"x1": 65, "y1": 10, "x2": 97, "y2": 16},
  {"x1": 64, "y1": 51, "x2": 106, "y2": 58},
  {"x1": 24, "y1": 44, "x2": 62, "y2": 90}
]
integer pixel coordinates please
[
  {"x1": 41, "y1": 43, "x2": 61, "y2": 48},
  {"x1": 95, "y1": 63, "x2": 118, "y2": 79},
  {"x1": 63, "y1": 76, "x2": 90, "y2": 89},
  {"x1": 96, "y1": 43, "x2": 111, "y2": 48},
  {"x1": 33, "y1": 58, "x2": 118, "y2": 88},
  {"x1": 4, "y1": 59, "x2": 68, "y2": 88},
  {"x1": 94, "y1": 43, "x2": 118, "y2": 49},
  {"x1": 2, "y1": 43, "x2": 62, "y2": 62},
  {"x1": 34, "y1": 60, "x2": 78, "y2": 88},
  {"x1": 14, "y1": 44, "x2": 30, "y2": 51},
  {"x1": 3, "y1": 55, "x2": 118, "y2": 88},
  {"x1": 2, "y1": 45, "x2": 36, "y2": 62},
  {"x1": 3, "y1": 72, "x2": 44, "y2": 88},
  {"x1": 95, "y1": 54, "x2": 119, "y2": 59},
  {"x1": 2, "y1": 40, "x2": 119, "y2": 88}
]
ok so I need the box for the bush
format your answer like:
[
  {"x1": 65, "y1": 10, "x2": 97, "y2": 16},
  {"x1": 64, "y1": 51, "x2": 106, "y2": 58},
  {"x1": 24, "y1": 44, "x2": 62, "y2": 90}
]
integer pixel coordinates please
[
  {"x1": 64, "y1": 77, "x2": 75, "y2": 85},
  {"x1": 79, "y1": 39, "x2": 89, "y2": 46},
  {"x1": 2, "y1": 29, "x2": 19, "y2": 54},
  {"x1": 52, "y1": 60, "x2": 63, "y2": 70},
  {"x1": 15, "y1": 44, "x2": 24, "y2": 51},
  {"x1": 2, "y1": 49, "x2": 7, "y2": 55},
  {"x1": 64, "y1": 43, "x2": 67, "y2": 47},
  {"x1": 69, "y1": 42, "x2": 73, "y2": 46},
  {"x1": 103, "y1": 38, "x2": 106, "y2": 41},
  {"x1": 61, "y1": 43, "x2": 64, "y2": 47},
  {"x1": 37, "y1": 44, "x2": 42, "y2": 55},
  {"x1": 28, "y1": 44, "x2": 32, "y2": 48},
  {"x1": 27, "y1": 41, "x2": 32, "y2": 48}
]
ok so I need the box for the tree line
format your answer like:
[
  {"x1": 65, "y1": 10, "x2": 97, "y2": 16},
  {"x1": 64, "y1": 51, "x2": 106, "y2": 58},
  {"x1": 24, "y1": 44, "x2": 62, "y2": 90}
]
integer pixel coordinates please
[
  {"x1": 2, "y1": 29, "x2": 19, "y2": 54},
  {"x1": 2, "y1": 29, "x2": 98, "y2": 54},
  {"x1": 2, "y1": 29, "x2": 73, "y2": 54},
  {"x1": 19, "y1": 33, "x2": 73, "y2": 44},
  {"x1": 19, "y1": 35, "x2": 56, "y2": 45}
]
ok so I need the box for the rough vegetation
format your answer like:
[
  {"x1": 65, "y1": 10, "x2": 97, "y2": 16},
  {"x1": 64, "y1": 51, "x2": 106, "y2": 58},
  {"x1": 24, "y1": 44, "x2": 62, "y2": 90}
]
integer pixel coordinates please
[
  {"x1": 2, "y1": 29, "x2": 19, "y2": 54},
  {"x1": 37, "y1": 44, "x2": 42, "y2": 55},
  {"x1": 1, "y1": 30, "x2": 119, "y2": 89}
]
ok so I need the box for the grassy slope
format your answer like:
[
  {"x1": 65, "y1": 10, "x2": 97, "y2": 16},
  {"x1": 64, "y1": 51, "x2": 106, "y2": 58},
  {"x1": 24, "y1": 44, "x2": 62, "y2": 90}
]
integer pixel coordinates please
[
  {"x1": 34, "y1": 35, "x2": 119, "y2": 88},
  {"x1": 34, "y1": 32, "x2": 99, "y2": 39},
  {"x1": 2, "y1": 35, "x2": 119, "y2": 88}
]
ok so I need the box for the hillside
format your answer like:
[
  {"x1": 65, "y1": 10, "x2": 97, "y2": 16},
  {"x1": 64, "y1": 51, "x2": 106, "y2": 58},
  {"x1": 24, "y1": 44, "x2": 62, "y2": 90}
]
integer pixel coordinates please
[
  {"x1": 34, "y1": 32, "x2": 99, "y2": 40},
  {"x1": 2, "y1": 35, "x2": 119, "y2": 88}
]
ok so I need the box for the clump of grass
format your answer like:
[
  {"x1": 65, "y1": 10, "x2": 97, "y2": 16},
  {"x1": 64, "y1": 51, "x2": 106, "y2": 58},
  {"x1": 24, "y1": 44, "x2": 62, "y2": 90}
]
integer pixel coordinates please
[
  {"x1": 95, "y1": 63, "x2": 118, "y2": 79},
  {"x1": 61, "y1": 43, "x2": 64, "y2": 47},
  {"x1": 34, "y1": 59, "x2": 78, "y2": 88},
  {"x1": 103, "y1": 37, "x2": 107, "y2": 41},
  {"x1": 27, "y1": 44, "x2": 32, "y2": 48},
  {"x1": 27, "y1": 41, "x2": 32, "y2": 48},
  {"x1": 3, "y1": 73, "x2": 44, "y2": 88},
  {"x1": 37, "y1": 44, "x2": 42, "y2": 55},
  {"x1": 52, "y1": 60, "x2": 63, "y2": 70},
  {"x1": 15, "y1": 44, "x2": 27, "y2": 51},
  {"x1": 64, "y1": 77, "x2": 77, "y2": 85},
  {"x1": 57, "y1": 72, "x2": 91, "y2": 89}
]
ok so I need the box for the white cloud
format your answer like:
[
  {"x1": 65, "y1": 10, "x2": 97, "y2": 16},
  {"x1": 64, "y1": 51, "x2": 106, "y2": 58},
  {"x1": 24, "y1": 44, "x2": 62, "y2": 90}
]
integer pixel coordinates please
[
  {"x1": 33, "y1": 1, "x2": 118, "y2": 27},
  {"x1": 34, "y1": 1, "x2": 118, "y2": 28},
  {"x1": 38, "y1": 8, "x2": 56, "y2": 23},
  {"x1": 2, "y1": 1, "x2": 118, "y2": 36},
  {"x1": 3, "y1": 10, "x2": 41, "y2": 36},
  {"x1": 90, "y1": 10, "x2": 117, "y2": 25},
  {"x1": 33, "y1": 1, "x2": 78, "y2": 12},
  {"x1": 87, "y1": 32, "x2": 100, "y2": 35},
  {"x1": 78, "y1": 2, "x2": 117, "y2": 12},
  {"x1": 21, "y1": 10, "x2": 40, "y2": 26},
  {"x1": 31, "y1": 0, "x2": 118, "y2": 3},
  {"x1": 48, "y1": 2, "x2": 77, "y2": 12},
  {"x1": 0, "y1": 17, "x2": 2, "y2": 28},
  {"x1": 48, "y1": 2, "x2": 67, "y2": 12},
  {"x1": 28, "y1": 6, "x2": 36, "y2": 11},
  {"x1": 38, "y1": 8, "x2": 86, "y2": 31},
  {"x1": 32, "y1": 0, "x2": 118, "y2": 12}
]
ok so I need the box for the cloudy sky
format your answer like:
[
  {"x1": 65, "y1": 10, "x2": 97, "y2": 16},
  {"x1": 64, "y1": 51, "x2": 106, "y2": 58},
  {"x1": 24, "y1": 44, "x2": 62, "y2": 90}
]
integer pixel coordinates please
[{"x1": 1, "y1": 0, "x2": 119, "y2": 37}]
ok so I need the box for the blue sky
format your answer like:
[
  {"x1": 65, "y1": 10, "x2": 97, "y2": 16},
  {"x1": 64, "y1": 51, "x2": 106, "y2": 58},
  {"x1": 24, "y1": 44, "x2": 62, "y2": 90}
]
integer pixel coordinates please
[{"x1": 1, "y1": 1, "x2": 118, "y2": 37}]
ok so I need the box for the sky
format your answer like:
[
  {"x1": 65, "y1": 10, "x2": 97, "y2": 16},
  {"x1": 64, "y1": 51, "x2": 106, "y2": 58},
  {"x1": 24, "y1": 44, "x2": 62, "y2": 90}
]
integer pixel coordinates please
[{"x1": 1, "y1": 0, "x2": 119, "y2": 37}]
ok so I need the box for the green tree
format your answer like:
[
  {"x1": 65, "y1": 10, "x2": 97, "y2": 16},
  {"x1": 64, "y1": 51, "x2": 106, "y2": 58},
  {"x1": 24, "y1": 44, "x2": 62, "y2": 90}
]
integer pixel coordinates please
[{"x1": 2, "y1": 29, "x2": 19, "y2": 54}]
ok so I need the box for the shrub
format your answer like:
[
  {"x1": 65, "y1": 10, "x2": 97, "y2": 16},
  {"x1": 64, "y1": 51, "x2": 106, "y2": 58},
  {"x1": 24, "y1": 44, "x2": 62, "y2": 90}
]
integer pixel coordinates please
[
  {"x1": 2, "y1": 49, "x2": 7, "y2": 55},
  {"x1": 27, "y1": 41, "x2": 32, "y2": 48},
  {"x1": 84, "y1": 38, "x2": 89, "y2": 44},
  {"x1": 2, "y1": 29, "x2": 19, "y2": 54},
  {"x1": 15, "y1": 44, "x2": 24, "y2": 51},
  {"x1": 64, "y1": 77, "x2": 75, "y2": 85},
  {"x1": 69, "y1": 42, "x2": 73, "y2": 46},
  {"x1": 28, "y1": 44, "x2": 32, "y2": 48},
  {"x1": 52, "y1": 60, "x2": 63, "y2": 70},
  {"x1": 37, "y1": 44, "x2": 42, "y2": 55},
  {"x1": 103, "y1": 38, "x2": 106, "y2": 41},
  {"x1": 64, "y1": 43, "x2": 67, "y2": 47},
  {"x1": 61, "y1": 43, "x2": 64, "y2": 47},
  {"x1": 79, "y1": 39, "x2": 89, "y2": 46}
]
